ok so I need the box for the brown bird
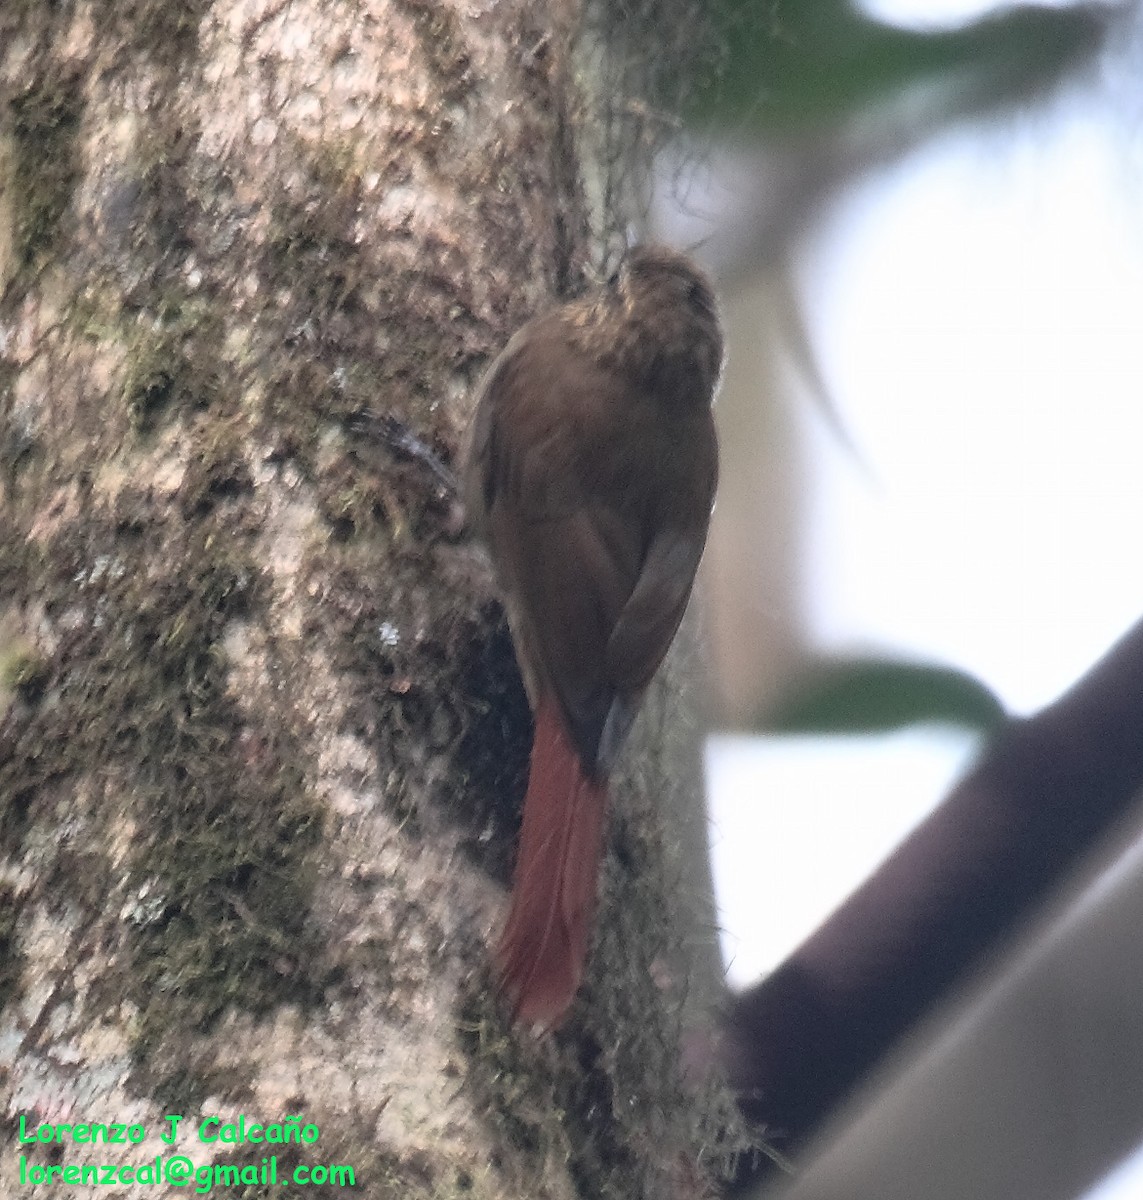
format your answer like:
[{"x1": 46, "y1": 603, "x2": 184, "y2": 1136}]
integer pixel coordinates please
[{"x1": 465, "y1": 244, "x2": 722, "y2": 1028}]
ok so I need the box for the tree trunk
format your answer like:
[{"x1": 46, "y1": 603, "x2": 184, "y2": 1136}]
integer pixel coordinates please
[{"x1": 0, "y1": 2, "x2": 741, "y2": 1196}]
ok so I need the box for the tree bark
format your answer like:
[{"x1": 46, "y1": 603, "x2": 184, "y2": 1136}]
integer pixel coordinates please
[{"x1": 0, "y1": 1, "x2": 739, "y2": 1196}]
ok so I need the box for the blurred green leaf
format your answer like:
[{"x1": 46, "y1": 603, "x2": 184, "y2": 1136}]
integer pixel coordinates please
[
  {"x1": 688, "y1": 0, "x2": 1109, "y2": 132},
  {"x1": 766, "y1": 657, "x2": 1007, "y2": 735}
]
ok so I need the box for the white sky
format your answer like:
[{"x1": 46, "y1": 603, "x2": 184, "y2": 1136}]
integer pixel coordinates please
[
  {"x1": 804, "y1": 100, "x2": 1143, "y2": 714},
  {"x1": 862, "y1": 0, "x2": 1099, "y2": 27},
  {"x1": 703, "y1": 73, "x2": 1143, "y2": 1200}
]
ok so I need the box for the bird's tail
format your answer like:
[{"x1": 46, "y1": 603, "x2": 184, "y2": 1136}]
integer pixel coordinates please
[{"x1": 496, "y1": 694, "x2": 608, "y2": 1028}]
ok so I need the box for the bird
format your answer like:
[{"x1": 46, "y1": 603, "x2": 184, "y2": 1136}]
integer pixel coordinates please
[{"x1": 465, "y1": 243, "x2": 722, "y2": 1028}]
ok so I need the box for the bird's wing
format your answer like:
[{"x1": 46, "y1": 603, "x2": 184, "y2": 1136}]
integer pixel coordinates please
[{"x1": 487, "y1": 496, "x2": 639, "y2": 770}]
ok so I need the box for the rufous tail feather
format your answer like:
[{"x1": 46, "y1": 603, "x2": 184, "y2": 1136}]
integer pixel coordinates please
[{"x1": 496, "y1": 694, "x2": 607, "y2": 1028}]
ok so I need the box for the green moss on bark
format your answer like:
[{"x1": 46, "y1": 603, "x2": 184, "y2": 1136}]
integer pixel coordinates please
[
  {"x1": 122, "y1": 299, "x2": 223, "y2": 431},
  {"x1": 7, "y1": 74, "x2": 84, "y2": 277},
  {"x1": 0, "y1": 885, "x2": 22, "y2": 1013},
  {"x1": 0, "y1": 494, "x2": 325, "y2": 1106}
]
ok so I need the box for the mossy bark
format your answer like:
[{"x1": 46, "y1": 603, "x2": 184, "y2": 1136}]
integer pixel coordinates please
[{"x1": 0, "y1": 1, "x2": 743, "y2": 1196}]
